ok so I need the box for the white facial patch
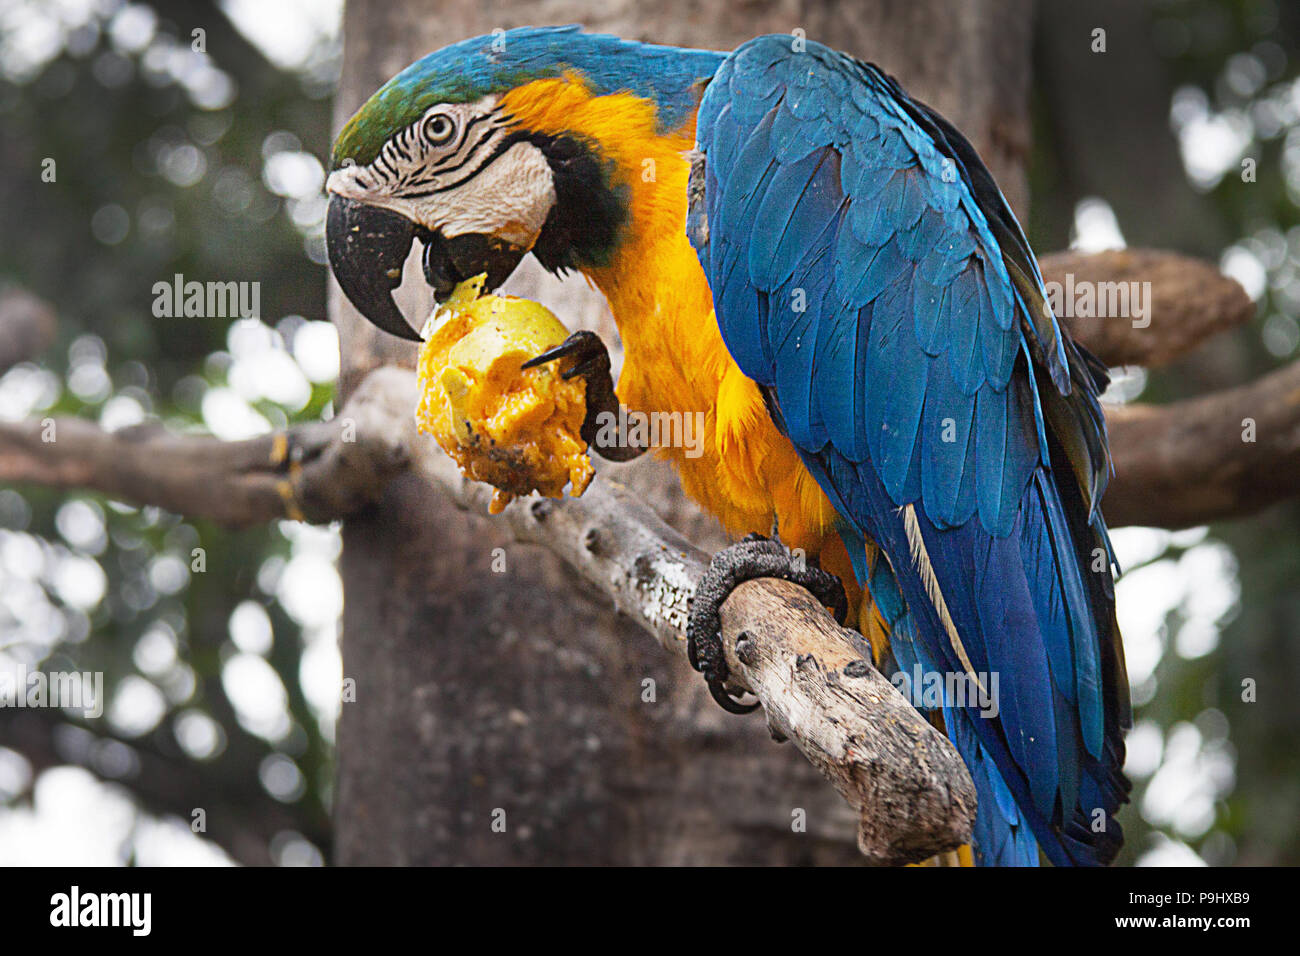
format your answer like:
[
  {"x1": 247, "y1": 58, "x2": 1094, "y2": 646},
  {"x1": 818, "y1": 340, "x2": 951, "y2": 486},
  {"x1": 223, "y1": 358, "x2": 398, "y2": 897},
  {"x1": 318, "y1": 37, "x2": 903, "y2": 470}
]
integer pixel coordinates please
[
  {"x1": 411, "y1": 141, "x2": 555, "y2": 246},
  {"x1": 326, "y1": 95, "x2": 556, "y2": 249}
]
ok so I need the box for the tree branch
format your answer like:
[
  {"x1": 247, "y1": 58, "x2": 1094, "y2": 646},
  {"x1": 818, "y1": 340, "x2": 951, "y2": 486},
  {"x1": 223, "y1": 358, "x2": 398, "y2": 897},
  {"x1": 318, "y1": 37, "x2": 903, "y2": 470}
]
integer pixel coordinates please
[
  {"x1": 5, "y1": 354, "x2": 1294, "y2": 538},
  {"x1": 0, "y1": 247, "x2": 1256, "y2": 528},
  {"x1": 0, "y1": 382, "x2": 409, "y2": 528},
  {"x1": 1040, "y1": 248, "x2": 1253, "y2": 368},
  {"x1": 1104, "y1": 358, "x2": 1300, "y2": 528},
  {"x1": 0, "y1": 367, "x2": 983, "y2": 862}
]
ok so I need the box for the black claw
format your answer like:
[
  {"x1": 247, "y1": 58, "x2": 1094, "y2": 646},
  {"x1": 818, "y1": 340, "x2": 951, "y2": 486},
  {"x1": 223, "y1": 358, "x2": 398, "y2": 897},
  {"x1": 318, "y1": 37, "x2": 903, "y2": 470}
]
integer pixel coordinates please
[
  {"x1": 523, "y1": 332, "x2": 643, "y2": 462},
  {"x1": 707, "y1": 680, "x2": 761, "y2": 714},
  {"x1": 521, "y1": 330, "x2": 604, "y2": 372},
  {"x1": 519, "y1": 344, "x2": 569, "y2": 371},
  {"x1": 562, "y1": 358, "x2": 603, "y2": 381},
  {"x1": 686, "y1": 534, "x2": 849, "y2": 716}
]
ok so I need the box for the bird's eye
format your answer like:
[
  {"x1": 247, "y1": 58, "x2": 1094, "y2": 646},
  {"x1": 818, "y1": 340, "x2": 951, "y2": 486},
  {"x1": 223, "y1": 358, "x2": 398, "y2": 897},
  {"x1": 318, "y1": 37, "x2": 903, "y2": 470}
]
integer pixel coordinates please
[{"x1": 424, "y1": 114, "x2": 456, "y2": 146}]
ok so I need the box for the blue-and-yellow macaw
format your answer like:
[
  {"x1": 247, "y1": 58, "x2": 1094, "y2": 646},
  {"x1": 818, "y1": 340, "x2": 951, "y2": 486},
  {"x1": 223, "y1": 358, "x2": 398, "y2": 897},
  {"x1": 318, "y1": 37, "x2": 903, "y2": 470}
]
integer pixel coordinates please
[{"x1": 325, "y1": 26, "x2": 1131, "y2": 866}]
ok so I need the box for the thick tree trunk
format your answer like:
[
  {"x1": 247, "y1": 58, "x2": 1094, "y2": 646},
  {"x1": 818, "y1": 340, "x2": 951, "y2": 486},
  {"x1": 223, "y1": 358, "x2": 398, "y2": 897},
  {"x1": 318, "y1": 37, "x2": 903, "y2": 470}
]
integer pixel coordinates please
[
  {"x1": 331, "y1": 0, "x2": 1032, "y2": 865},
  {"x1": 1032, "y1": 0, "x2": 1225, "y2": 255}
]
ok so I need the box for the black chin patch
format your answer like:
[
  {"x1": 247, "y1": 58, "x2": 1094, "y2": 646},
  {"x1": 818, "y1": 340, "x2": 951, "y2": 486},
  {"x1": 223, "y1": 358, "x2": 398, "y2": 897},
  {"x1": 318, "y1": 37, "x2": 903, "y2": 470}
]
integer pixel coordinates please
[
  {"x1": 422, "y1": 232, "x2": 526, "y2": 300},
  {"x1": 525, "y1": 133, "x2": 628, "y2": 273}
]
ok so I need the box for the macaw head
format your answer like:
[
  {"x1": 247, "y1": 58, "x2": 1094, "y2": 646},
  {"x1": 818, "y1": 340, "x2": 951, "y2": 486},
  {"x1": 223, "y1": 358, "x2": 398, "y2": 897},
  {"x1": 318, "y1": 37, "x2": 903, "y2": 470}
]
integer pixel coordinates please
[{"x1": 326, "y1": 25, "x2": 725, "y2": 340}]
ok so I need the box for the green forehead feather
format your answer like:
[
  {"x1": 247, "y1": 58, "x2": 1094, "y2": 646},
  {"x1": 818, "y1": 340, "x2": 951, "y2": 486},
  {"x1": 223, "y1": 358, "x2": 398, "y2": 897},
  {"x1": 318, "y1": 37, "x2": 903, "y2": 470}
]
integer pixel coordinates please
[{"x1": 333, "y1": 82, "x2": 467, "y2": 168}]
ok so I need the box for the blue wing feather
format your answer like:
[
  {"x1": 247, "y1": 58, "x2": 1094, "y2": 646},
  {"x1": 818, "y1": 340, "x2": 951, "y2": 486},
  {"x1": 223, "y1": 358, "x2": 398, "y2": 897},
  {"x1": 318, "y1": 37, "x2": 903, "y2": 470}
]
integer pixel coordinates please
[{"x1": 692, "y1": 35, "x2": 1130, "y2": 866}]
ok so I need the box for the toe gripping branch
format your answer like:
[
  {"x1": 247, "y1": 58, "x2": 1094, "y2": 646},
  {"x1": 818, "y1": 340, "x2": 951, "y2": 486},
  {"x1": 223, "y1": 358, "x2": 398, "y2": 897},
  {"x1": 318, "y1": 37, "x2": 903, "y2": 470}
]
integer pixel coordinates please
[{"x1": 686, "y1": 534, "x2": 849, "y2": 714}]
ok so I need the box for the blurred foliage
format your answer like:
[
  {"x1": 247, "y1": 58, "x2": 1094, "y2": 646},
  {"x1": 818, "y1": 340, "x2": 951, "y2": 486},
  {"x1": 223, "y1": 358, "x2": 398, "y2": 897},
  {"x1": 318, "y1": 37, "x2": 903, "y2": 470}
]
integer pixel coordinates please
[
  {"x1": 1032, "y1": 0, "x2": 1300, "y2": 865},
  {"x1": 1131, "y1": 0, "x2": 1300, "y2": 868},
  {"x1": 0, "y1": 0, "x2": 340, "y2": 865}
]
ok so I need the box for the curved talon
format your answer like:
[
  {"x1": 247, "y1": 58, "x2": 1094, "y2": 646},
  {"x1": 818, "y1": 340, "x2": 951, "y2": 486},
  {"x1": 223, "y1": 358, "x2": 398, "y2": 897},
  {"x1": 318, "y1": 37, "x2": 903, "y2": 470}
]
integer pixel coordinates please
[
  {"x1": 707, "y1": 680, "x2": 761, "y2": 714},
  {"x1": 686, "y1": 533, "x2": 848, "y2": 715},
  {"x1": 523, "y1": 331, "x2": 645, "y2": 462},
  {"x1": 520, "y1": 329, "x2": 605, "y2": 375}
]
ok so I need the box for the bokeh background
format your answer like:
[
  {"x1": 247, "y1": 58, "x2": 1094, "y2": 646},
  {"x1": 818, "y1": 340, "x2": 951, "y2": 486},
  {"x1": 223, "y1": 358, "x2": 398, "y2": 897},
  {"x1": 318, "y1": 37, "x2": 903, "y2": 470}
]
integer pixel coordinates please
[{"x1": 0, "y1": 0, "x2": 1297, "y2": 865}]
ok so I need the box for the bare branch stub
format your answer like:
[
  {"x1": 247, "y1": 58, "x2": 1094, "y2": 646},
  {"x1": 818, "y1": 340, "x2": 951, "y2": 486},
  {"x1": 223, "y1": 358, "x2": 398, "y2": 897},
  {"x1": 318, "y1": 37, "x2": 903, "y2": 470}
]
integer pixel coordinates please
[
  {"x1": 1039, "y1": 248, "x2": 1253, "y2": 368},
  {"x1": 1105, "y1": 358, "x2": 1300, "y2": 528}
]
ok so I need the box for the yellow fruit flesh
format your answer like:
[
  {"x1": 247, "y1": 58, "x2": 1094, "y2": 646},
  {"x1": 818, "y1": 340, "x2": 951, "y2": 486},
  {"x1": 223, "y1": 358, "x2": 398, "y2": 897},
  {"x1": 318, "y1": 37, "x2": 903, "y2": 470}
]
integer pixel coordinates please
[{"x1": 415, "y1": 274, "x2": 594, "y2": 514}]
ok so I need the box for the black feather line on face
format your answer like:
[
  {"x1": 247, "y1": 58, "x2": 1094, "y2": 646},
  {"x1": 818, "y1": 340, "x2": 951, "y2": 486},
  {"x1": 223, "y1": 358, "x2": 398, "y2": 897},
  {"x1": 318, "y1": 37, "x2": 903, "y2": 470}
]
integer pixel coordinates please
[{"x1": 522, "y1": 132, "x2": 629, "y2": 273}]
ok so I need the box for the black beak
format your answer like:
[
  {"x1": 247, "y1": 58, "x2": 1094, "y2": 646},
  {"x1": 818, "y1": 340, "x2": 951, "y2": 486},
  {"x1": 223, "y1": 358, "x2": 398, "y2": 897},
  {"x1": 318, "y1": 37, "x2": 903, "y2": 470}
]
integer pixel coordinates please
[
  {"x1": 327, "y1": 194, "x2": 528, "y2": 342},
  {"x1": 420, "y1": 232, "x2": 527, "y2": 304},
  {"x1": 326, "y1": 194, "x2": 422, "y2": 341}
]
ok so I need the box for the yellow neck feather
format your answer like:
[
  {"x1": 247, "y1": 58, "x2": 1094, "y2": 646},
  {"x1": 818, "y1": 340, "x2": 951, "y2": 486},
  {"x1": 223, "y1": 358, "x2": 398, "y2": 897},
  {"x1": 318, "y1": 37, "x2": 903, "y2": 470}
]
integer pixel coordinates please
[
  {"x1": 499, "y1": 78, "x2": 727, "y2": 414},
  {"x1": 500, "y1": 78, "x2": 844, "y2": 570}
]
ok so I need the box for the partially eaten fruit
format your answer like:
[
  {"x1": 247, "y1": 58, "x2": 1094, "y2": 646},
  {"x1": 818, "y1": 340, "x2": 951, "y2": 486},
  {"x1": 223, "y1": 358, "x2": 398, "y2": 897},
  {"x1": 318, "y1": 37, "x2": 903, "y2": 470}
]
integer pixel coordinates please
[{"x1": 415, "y1": 274, "x2": 594, "y2": 514}]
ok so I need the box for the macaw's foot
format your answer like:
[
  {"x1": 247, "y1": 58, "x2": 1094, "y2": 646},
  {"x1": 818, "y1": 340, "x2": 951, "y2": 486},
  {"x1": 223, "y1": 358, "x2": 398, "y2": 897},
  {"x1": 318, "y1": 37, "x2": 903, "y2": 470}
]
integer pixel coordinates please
[
  {"x1": 522, "y1": 330, "x2": 644, "y2": 462},
  {"x1": 686, "y1": 533, "x2": 849, "y2": 714}
]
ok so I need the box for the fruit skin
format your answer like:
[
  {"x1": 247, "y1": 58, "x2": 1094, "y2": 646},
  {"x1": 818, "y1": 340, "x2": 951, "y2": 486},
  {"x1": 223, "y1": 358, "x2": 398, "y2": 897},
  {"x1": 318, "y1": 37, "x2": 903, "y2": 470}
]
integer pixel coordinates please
[{"x1": 415, "y1": 274, "x2": 594, "y2": 514}]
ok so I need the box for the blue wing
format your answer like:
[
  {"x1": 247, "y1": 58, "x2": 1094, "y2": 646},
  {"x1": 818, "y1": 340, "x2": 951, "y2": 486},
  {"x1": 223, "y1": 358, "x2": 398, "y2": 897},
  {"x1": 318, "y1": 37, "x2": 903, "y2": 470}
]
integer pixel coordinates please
[{"x1": 690, "y1": 36, "x2": 1131, "y2": 866}]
